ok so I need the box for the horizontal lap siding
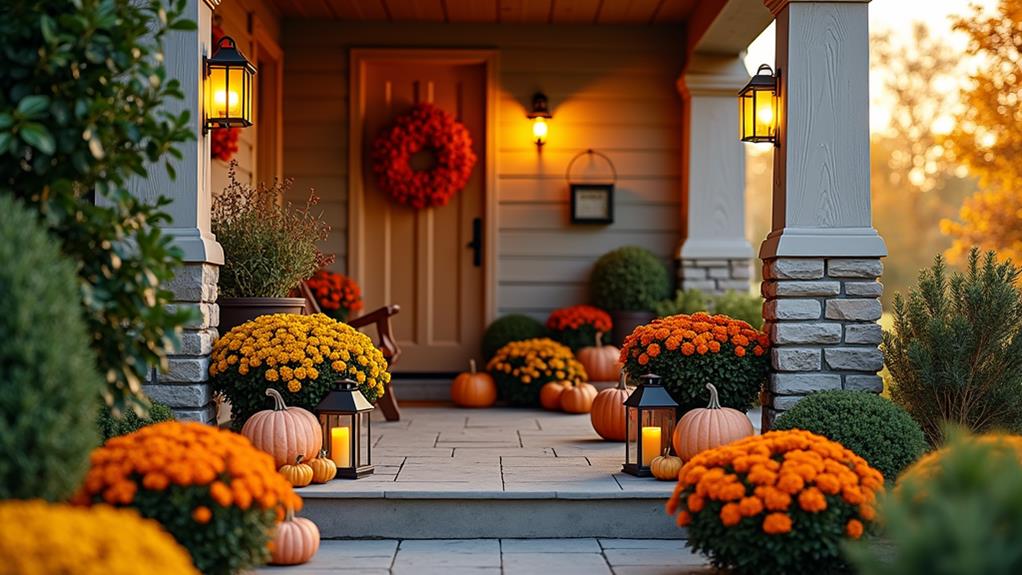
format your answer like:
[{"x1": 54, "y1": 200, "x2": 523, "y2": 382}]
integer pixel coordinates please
[{"x1": 281, "y1": 21, "x2": 683, "y2": 310}]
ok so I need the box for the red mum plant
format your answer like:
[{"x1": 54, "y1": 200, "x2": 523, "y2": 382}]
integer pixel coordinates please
[
  {"x1": 306, "y1": 269, "x2": 363, "y2": 322},
  {"x1": 546, "y1": 305, "x2": 613, "y2": 352}
]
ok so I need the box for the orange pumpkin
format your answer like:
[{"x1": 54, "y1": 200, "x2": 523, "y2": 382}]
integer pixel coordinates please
[
  {"x1": 308, "y1": 450, "x2": 337, "y2": 483},
  {"x1": 576, "y1": 332, "x2": 622, "y2": 382},
  {"x1": 650, "y1": 449, "x2": 683, "y2": 481},
  {"x1": 539, "y1": 381, "x2": 568, "y2": 411},
  {"x1": 560, "y1": 381, "x2": 598, "y2": 414},
  {"x1": 672, "y1": 383, "x2": 754, "y2": 460},
  {"x1": 241, "y1": 388, "x2": 322, "y2": 469},
  {"x1": 279, "y1": 455, "x2": 314, "y2": 488},
  {"x1": 451, "y1": 359, "x2": 497, "y2": 408},
  {"x1": 269, "y1": 507, "x2": 320, "y2": 565},
  {"x1": 590, "y1": 372, "x2": 632, "y2": 441}
]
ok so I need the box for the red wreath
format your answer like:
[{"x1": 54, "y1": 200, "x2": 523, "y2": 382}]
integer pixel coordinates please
[
  {"x1": 371, "y1": 103, "x2": 477, "y2": 209},
  {"x1": 210, "y1": 25, "x2": 241, "y2": 162}
]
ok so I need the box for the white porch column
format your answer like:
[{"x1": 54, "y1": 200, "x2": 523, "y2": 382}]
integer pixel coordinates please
[
  {"x1": 760, "y1": 0, "x2": 886, "y2": 427},
  {"x1": 677, "y1": 54, "x2": 754, "y2": 294},
  {"x1": 129, "y1": 0, "x2": 224, "y2": 423}
]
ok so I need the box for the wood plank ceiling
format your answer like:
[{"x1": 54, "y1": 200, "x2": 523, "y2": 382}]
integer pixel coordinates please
[{"x1": 270, "y1": 0, "x2": 697, "y2": 23}]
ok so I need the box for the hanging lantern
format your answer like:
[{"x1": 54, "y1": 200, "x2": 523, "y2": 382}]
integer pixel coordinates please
[
  {"x1": 623, "y1": 373, "x2": 679, "y2": 477},
  {"x1": 204, "y1": 36, "x2": 256, "y2": 133},
  {"x1": 313, "y1": 379, "x2": 374, "y2": 479},
  {"x1": 738, "y1": 64, "x2": 779, "y2": 145}
]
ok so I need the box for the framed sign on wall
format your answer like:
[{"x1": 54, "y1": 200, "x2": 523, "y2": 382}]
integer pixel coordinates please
[{"x1": 566, "y1": 149, "x2": 616, "y2": 225}]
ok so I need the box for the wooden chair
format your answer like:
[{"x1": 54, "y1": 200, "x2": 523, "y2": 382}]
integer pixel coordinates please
[{"x1": 298, "y1": 282, "x2": 403, "y2": 421}]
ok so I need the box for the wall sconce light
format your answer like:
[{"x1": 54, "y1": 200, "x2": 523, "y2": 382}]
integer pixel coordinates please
[
  {"x1": 738, "y1": 64, "x2": 779, "y2": 145},
  {"x1": 204, "y1": 36, "x2": 256, "y2": 134},
  {"x1": 527, "y1": 92, "x2": 552, "y2": 147}
]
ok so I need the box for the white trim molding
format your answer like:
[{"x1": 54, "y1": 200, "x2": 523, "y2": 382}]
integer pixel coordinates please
[{"x1": 764, "y1": 0, "x2": 869, "y2": 17}]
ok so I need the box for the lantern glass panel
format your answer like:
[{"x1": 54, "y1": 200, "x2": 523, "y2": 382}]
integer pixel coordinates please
[
  {"x1": 626, "y1": 407, "x2": 639, "y2": 467},
  {"x1": 640, "y1": 408, "x2": 674, "y2": 465},
  {"x1": 358, "y1": 412, "x2": 372, "y2": 468},
  {"x1": 321, "y1": 413, "x2": 356, "y2": 470},
  {"x1": 754, "y1": 88, "x2": 775, "y2": 140}
]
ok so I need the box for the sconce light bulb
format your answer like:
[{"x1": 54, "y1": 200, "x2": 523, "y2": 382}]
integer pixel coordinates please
[{"x1": 532, "y1": 117, "x2": 548, "y2": 145}]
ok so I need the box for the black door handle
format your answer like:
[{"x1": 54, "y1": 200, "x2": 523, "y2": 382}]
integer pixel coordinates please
[{"x1": 466, "y1": 217, "x2": 482, "y2": 267}]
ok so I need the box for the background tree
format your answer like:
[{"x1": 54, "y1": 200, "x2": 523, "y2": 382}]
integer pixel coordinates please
[{"x1": 941, "y1": 0, "x2": 1022, "y2": 263}]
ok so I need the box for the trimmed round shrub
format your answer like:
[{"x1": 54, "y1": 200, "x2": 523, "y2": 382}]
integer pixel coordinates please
[
  {"x1": 621, "y1": 313, "x2": 769, "y2": 412},
  {"x1": 210, "y1": 313, "x2": 389, "y2": 429},
  {"x1": 667, "y1": 430, "x2": 884, "y2": 575},
  {"x1": 773, "y1": 390, "x2": 927, "y2": 481},
  {"x1": 0, "y1": 500, "x2": 200, "y2": 575},
  {"x1": 74, "y1": 421, "x2": 303, "y2": 575},
  {"x1": 98, "y1": 400, "x2": 175, "y2": 441},
  {"x1": 590, "y1": 246, "x2": 670, "y2": 311},
  {"x1": 0, "y1": 195, "x2": 102, "y2": 501},
  {"x1": 481, "y1": 314, "x2": 547, "y2": 361},
  {"x1": 486, "y1": 338, "x2": 587, "y2": 406}
]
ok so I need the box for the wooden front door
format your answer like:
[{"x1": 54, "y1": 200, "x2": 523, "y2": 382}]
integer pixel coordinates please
[{"x1": 351, "y1": 51, "x2": 491, "y2": 373}]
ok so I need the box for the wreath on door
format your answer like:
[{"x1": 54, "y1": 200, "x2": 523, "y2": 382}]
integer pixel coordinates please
[{"x1": 370, "y1": 103, "x2": 477, "y2": 209}]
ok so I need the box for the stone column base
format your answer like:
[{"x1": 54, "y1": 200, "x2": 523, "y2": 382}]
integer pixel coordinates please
[
  {"x1": 760, "y1": 257, "x2": 884, "y2": 429},
  {"x1": 678, "y1": 258, "x2": 752, "y2": 295},
  {"x1": 144, "y1": 263, "x2": 220, "y2": 423}
]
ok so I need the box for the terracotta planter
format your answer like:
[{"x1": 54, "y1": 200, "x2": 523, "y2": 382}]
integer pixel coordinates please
[
  {"x1": 610, "y1": 310, "x2": 656, "y2": 346},
  {"x1": 217, "y1": 297, "x2": 306, "y2": 335}
]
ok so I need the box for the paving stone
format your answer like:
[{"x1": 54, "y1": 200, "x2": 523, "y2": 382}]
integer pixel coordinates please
[
  {"x1": 393, "y1": 539, "x2": 500, "y2": 568},
  {"x1": 502, "y1": 552, "x2": 612, "y2": 574},
  {"x1": 500, "y1": 538, "x2": 602, "y2": 553}
]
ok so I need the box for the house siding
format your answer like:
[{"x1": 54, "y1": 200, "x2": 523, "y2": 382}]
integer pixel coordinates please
[{"x1": 281, "y1": 22, "x2": 684, "y2": 320}]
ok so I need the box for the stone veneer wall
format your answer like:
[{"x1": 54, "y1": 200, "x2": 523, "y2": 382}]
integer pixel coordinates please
[
  {"x1": 678, "y1": 258, "x2": 752, "y2": 295},
  {"x1": 143, "y1": 263, "x2": 220, "y2": 423},
  {"x1": 760, "y1": 257, "x2": 884, "y2": 429}
]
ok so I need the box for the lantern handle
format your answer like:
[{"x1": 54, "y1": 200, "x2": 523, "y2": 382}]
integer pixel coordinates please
[
  {"x1": 565, "y1": 149, "x2": 617, "y2": 185},
  {"x1": 756, "y1": 63, "x2": 775, "y2": 76},
  {"x1": 216, "y1": 35, "x2": 238, "y2": 51}
]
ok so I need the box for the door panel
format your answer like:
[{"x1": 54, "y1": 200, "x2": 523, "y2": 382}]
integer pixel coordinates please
[{"x1": 355, "y1": 56, "x2": 487, "y2": 372}]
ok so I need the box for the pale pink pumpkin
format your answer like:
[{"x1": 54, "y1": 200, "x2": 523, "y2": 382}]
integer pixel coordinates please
[
  {"x1": 241, "y1": 388, "x2": 322, "y2": 468},
  {"x1": 269, "y1": 508, "x2": 320, "y2": 565},
  {"x1": 672, "y1": 383, "x2": 754, "y2": 460}
]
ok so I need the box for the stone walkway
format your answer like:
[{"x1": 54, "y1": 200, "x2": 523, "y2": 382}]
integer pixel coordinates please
[{"x1": 256, "y1": 538, "x2": 713, "y2": 574}]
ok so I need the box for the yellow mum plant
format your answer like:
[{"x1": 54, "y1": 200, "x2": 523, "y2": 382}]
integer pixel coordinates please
[
  {"x1": 486, "y1": 337, "x2": 587, "y2": 406},
  {"x1": 210, "y1": 313, "x2": 389, "y2": 426},
  {"x1": 0, "y1": 500, "x2": 198, "y2": 575}
]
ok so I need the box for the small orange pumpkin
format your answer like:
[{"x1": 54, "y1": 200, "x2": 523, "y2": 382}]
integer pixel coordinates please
[
  {"x1": 560, "y1": 381, "x2": 598, "y2": 414},
  {"x1": 539, "y1": 381, "x2": 568, "y2": 411},
  {"x1": 576, "y1": 332, "x2": 622, "y2": 382},
  {"x1": 241, "y1": 388, "x2": 322, "y2": 469},
  {"x1": 279, "y1": 454, "x2": 314, "y2": 488},
  {"x1": 672, "y1": 383, "x2": 754, "y2": 460},
  {"x1": 308, "y1": 450, "x2": 337, "y2": 483},
  {"x1": 590, "y1": 372, "x2": 632, "y2": 441},
  {"x1": 451, "y1": 359, "x2": 497, "y2": 408},
  {"x1": 650, "y1": 448, "x2": 683, "y2": 481},
  {"x1": 269, "y1": 507, "x2": 320, "y2": 565}
]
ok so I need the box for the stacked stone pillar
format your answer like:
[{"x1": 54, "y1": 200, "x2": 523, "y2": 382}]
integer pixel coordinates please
[{"x1": 759, "y1": 0, "x2": 886, "y2": 428}]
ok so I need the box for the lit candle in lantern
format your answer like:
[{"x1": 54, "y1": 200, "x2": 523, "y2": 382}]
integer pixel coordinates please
[
  {"x1": 641, "y1": 427, "x2": 661, "y2": 466},
  {"x1": 330, "y1": 426, "x2": 351, "y2": 468}
]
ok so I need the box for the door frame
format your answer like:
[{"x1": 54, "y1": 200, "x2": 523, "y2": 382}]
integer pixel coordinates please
[{"x1": 347, "y1": 48, "x2": 499, "y2": 324}]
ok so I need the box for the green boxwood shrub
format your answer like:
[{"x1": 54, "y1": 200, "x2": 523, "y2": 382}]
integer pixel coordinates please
[
  {"x1": 590, "y1": 246, "x2": 670, "y2": 312},
  {"x1": 0, "y1": 195, "x2": 102, "y2": 500},
  {"x1": 655, "y1": 288, "x2": 763, "y2": 328},
  {"x1": 98, "y1": 400, "x2": 175, "y2": 441},
  {"x1": 884, "y1": 249, "x2": 1022, "y2": 446},
  {"x1": 773, "y1": 390, "x2": 927, "y2": 481},
  {"x1": 481, "y1": 314, "x2": 547, "y2": 361}
]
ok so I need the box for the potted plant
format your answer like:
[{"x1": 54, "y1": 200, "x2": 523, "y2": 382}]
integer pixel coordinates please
[
  {"x1": 486, "y1": 338, "x2": 587, "y2": 407},
  {"x1": 590, "y1": 246, "x2": 670, "y2": 345},
  {"x1": 212, "y1": 163, "x2": 332, "y2": 333},
  {"x1": 305, "y1": 269, "x2": 363, "y2": 322}
]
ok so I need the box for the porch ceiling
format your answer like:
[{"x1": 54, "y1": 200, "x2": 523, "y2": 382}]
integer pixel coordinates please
[{"x1": 270, "y1": 0, "x2": 698, "y2": 24}]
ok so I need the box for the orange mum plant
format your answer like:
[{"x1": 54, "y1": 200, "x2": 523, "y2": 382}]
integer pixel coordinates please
[
  {"x1": 305, "y1": 269, "x2": 363, "y2": 322},
  {"x1": 621, "y1": 313, "x2": 769, "y2": 411},
  {"x1": 545, "y1": 304, "x2": 613, "y2": 352},
  {"x1": 74, "y1": 421, "x2": 303, "y2": 575},
  {"x1": 666, "y1": 430, "x2": 883, "y2": 575}
]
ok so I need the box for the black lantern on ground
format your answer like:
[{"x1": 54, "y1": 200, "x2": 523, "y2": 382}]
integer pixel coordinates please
[
  {"x1": 204, "y1": 36, "x2": 256, "y2": 133},
  {"x1": 526, "y1": 92, "x2": 552, "y2": 146},
  {"x1": 314, "y1": 379, "x2": 374, "y2": 479},
  {"x1": 623, "y1": 373, "x2": 679, "y2": 477},
  {"x1": 738, "y1": 64, "x2": 779, "y2": 145}
]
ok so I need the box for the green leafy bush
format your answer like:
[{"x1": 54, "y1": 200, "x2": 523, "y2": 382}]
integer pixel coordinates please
[
  {"x1": 590, "y1": 246, "x2": 670, "y2": 311},
  {"x1": 0, "y1": 195, "x2": 102, "y2": 500},
  {"x1": 773, "y1": 390, "x2": 927, "y2": 481},
  {"x1": 847, "y1": 433, "x2": 1022, "y2": 575},
  {"x1": 655, "y1": 289, "x2": 763, "y2": 328},
  {"x1": 98, "y1": 400, "x2": 175, "y2": 441},
  {"x1": 481, "y1": 314, "x2": 547, "y2": 361},
  {"x1": 213, "y1": 164, "x2": 331, "y2": 297},
  {"x1": 884, "y1": 249, "x2": 1022, "y2": 446},
  {"x1": 0, "y1": 0, "x2": 197, "y2": 412}
]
